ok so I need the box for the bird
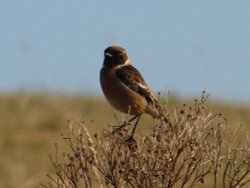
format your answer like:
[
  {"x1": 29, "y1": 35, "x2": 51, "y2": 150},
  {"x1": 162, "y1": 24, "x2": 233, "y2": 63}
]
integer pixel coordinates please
[{"x1": 100, "y1": 46, "x2": 167, "y2": 139}]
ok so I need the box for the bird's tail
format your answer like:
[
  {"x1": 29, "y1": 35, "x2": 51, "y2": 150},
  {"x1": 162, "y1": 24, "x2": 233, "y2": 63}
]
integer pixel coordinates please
[{"x1": 146, "y1": 100, "x2": 172, "y2": 128}]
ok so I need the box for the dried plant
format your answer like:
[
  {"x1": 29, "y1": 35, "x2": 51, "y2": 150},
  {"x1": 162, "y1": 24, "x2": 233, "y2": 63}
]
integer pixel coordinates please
[{"x1": 42, "y1": 92, "x2": 250, "y2": 188}]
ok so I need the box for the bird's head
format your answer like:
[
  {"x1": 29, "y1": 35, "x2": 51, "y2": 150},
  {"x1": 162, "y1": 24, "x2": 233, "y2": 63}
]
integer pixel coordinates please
[{"x1": 103, "y1": 46, "x2": 129, "y2": 68}]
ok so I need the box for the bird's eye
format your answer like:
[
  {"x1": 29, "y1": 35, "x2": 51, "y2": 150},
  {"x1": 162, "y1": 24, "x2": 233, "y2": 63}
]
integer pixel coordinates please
[{"x1": 116, "y1": 53, "x2": 123, "y2": 59}]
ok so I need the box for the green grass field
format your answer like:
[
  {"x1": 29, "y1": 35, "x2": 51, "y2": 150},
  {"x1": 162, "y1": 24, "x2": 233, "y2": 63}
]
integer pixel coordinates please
[{"x1": 0, "y1": 94, "x2": 249, "y2": 188}]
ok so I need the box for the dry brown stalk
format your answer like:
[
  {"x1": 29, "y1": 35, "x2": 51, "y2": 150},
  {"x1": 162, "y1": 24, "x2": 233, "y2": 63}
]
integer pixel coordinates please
[{"x1": 42, "y1": 92, "x2": 250, "y2": 188}]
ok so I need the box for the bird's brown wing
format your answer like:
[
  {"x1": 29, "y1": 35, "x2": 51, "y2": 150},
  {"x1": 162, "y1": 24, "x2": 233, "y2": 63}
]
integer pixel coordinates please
[{"x1": 115, "y1": 65, "x2": 158, "y2": 106}]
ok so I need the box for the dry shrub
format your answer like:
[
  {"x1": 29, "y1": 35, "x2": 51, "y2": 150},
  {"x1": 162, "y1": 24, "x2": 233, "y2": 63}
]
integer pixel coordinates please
[{"x1": 42, "y1": 92, "x2": 250, "y2": 188}]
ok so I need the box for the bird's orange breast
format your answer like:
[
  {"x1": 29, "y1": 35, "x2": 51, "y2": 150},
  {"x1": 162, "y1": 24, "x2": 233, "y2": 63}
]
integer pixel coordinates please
[{"x1": 100, "y1": 67, "x2": 148, "y2": 116}]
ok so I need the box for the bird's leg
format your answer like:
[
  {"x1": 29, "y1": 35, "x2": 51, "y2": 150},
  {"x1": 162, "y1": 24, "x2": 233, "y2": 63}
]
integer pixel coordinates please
[
  {"x1": 112, "y1": 116, "x2": 138, "y2": 133},
  {"x1": 128, "y1": 116, "x2": 138, "y2": 123},
  {"x1": 125, "y1": 115, "x2": 141, "y2": 146},
  {"x1": 128, "y1": 115, "x2": 141, "y2": 139}
]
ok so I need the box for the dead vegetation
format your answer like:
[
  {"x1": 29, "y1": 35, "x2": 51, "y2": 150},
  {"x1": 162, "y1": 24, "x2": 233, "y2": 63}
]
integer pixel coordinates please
[{"x1": 42, "y1": 92, "x2": 250, "y2": 188}]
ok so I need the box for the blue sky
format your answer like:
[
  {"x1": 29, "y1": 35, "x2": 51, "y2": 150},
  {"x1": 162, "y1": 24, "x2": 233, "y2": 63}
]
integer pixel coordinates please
[{"x1": 1, "y1": 1, "x2": 250, "y2": 102}]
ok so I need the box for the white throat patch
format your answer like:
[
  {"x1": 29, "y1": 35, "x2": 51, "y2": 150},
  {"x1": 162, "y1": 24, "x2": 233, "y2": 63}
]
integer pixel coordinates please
[{"x1": 117, "y1": 59, "x2": 131, "y2": 69}]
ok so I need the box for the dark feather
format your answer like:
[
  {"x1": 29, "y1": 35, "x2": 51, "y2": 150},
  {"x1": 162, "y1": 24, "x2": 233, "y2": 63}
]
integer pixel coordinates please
[{"x1": 115, "y1": 65, "x2": 157, "y2": 105}]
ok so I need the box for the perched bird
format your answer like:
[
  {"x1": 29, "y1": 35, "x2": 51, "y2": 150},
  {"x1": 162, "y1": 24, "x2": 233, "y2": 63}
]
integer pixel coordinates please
[{"x1": 100, "y1": 46, "x2": 165, "y2": 138}]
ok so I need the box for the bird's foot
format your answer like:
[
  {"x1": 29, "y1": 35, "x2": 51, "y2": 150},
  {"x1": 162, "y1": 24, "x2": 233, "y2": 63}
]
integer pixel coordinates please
[
  {"x1": 111, "y1": 121, "x2": 130, "y2": 134},
  {"x1": 125, "y1": 136, "x2": 137, "y2": 151}
]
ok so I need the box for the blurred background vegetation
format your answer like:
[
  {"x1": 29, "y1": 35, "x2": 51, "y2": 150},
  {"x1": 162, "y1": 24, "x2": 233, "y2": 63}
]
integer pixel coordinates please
[
  {"x1": 0, "y1": 93, "x2": 249, "y2": 188},
  {"x1": 1, "y1": 1, "x2": 250, "y2": 187}
]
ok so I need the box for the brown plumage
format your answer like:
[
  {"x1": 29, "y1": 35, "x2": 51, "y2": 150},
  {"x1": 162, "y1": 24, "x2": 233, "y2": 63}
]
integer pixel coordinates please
[{"x1": 100, "y1": 46, "x2": 165, "y2": 138}]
